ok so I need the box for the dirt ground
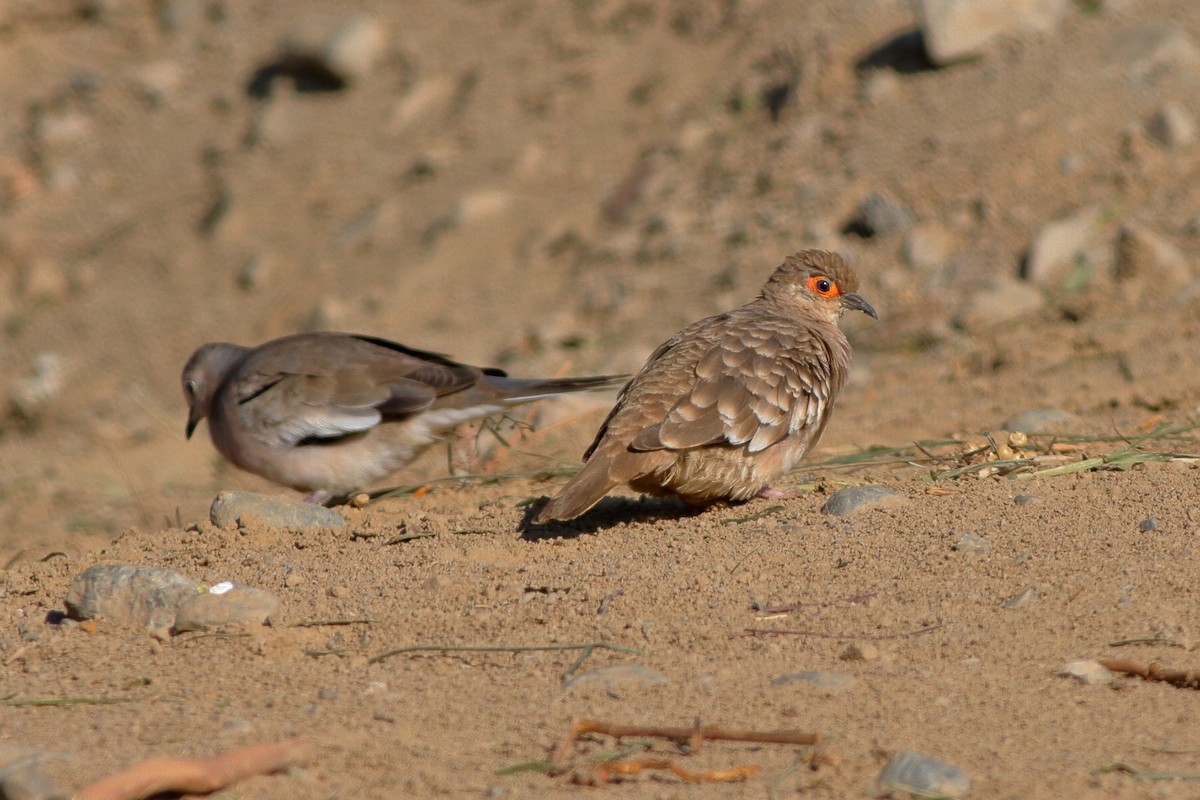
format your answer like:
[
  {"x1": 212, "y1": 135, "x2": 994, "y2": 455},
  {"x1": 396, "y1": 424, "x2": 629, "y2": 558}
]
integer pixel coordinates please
[{"x1": 3, "y1": 0, "x2": 1200, "y2": 797}]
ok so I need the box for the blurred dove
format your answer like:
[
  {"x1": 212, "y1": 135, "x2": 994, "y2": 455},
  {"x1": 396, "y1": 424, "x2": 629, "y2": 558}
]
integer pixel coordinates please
[
  {"x1": 534, "y1": 250, "x2": 877, "y2": 524},
  {"x1": 182, "y1": 332, "x2": 625, "y2": 504}
]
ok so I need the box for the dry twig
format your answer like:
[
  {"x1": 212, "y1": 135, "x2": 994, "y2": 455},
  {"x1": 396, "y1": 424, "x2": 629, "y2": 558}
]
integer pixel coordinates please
[
  {"x1": 739, "y1": 622, "x2": 941, "y2": 641},
  {"x1": 76, "y1": 738, "x2": 310, "y2": 800},
  {"x1": 368, "y1": 640, "x2": 638, "y2": 666},
  {"x1": 1097, "y1": 658, "x2": 1200, "y2": 689},
  {"x1": 550, "y1": 719, "x2": 819, "y2": 770},
  {"x1": 579, "y1": 757, "x2": 760, "y2": 785}
]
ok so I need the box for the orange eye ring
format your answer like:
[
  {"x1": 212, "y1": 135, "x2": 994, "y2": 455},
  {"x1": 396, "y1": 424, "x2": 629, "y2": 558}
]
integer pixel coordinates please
[{"x1": 806, "y1": 276, "x2": 840, "y2": 298}]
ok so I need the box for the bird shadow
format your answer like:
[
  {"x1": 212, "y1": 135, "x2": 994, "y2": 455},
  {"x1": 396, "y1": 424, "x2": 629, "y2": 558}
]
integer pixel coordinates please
[{"x1": 517, "y1": 495, "x2": 709, "y2": 540}]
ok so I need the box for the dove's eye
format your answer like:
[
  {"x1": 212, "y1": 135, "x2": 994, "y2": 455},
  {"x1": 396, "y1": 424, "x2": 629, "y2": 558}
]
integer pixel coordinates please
[
  {"x1": 807, "y1": 276, "x2": 839, "y2": 298},
  {"x1": 185, "y1": 379, "x2": 197, "y2": 396}
]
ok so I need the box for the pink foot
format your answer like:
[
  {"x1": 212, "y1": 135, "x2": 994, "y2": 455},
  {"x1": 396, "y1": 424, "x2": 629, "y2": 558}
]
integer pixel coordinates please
[{"x1": 755, "y1": 485, "x2": 799, "y2": 500}]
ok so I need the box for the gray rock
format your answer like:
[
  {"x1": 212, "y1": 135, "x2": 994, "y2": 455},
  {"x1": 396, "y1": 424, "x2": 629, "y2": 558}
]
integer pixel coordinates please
[
  {"x1": 772, "y1": 670, "x2": 856, "y2": 692},
  {"x1": 917, "y1": 0, "x2": 1069, "y2": 65},
  {"x1": 878, "y1": 750, "x2": 969, "y2": 798},
  {"x1": 173, "y1": 582, "x2": 280, "y2": 633},
  {"x1": 903, "y1": 223, "x2": 956, "y2": 272},
  {"x1": 1022, "y1": 206, "x2": 1106, "y2": 287},
  {"x1": 1113, "y1": 21, "x2": 1200, "y2": 83},
  {"x1": 323, "y1": 14, "x2": 385, "y2": 83},
  {"x1": 952, "y1": 533, "x2": 991, "y2": 554},
  {"x1": 1013, "y1": 493, "x2": 1039, "y2": 506},
  {"x1": 563, "y1": 663, "x2": 667, "y2": 691},
  {"x1": 1146, "y1": 103, "x2": 1197, "y2": 149},
  {"x1": 955, "y1": 278, "x2": 1042, "y2": 330},
  {"x1": 210, "y1": 491, "x2": 346, "y2": 530},
  {"x1": 0, "y1": 749, "x2": 73, "y2": 800},
  {"x1": 64, "y1": 565, "x2": 198, "y2": 631},
  {"x1": 851, "y1": 193, "x2": 914, "y2": 237},
  {"x1": 820, "y1": 486, "x2": 905, "y2": 517},
  {"x1": 1115, "y1": 224, "x2": 1191, "y2": 286},
  {"x1": 156, "y1": 0, "x2": 204, "y2": 33},
  {"x1": 1002, "y1": 408, "x2": 1078, "y2": 434},
  {"x1": 9, "y1": 353, "x2": 65, "y2": 423},
  {"x1": 1138, "y1": 517, "x2": 1158, "y2": 533},
  {"x1": 1005, "y1": 586, "x2": 1038, "y2": 608}
]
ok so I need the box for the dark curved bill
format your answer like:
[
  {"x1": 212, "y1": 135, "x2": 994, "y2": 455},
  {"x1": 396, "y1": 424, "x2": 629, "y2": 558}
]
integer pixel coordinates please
[{"x1": 841, "y1": 292, "x2": 878, "y2": 319}]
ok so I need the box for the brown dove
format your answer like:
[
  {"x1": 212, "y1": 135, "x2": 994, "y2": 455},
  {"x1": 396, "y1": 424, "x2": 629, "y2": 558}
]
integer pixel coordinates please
[
  {"x1": 534, "y1": 250, "x2": 877, "y2": 523},
  {"x1": 182, "y1": 332, "x2": 626, "y2": 503}
]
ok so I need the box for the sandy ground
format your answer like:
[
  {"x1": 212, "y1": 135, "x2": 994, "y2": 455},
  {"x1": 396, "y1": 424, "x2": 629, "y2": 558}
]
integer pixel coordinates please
[{"x1": 3, "y1": 0, "x2": 1200, "y2": 797}]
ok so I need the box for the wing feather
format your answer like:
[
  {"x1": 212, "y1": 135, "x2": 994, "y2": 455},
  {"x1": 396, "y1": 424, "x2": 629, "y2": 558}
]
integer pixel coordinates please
[{"x1": 636, "y1": 323, "x2": 841, "y2": 455}]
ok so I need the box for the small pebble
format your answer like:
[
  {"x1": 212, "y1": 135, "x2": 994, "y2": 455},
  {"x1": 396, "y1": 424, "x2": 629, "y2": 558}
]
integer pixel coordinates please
[
  {"x1": 64, "y1": 565, "x2": 198, "y2": 631},
  {"x1": 1013, "y1": 493, "x2": 1039, "y2": 506},
  {"x1": 1147, "y1": 102, "x2": 1197, "y2": 149},
  {"x1": 210, "y1": 491, "x2": 346, "y2": 530},
  {"x1": 878, "y1": 750, "x2": 969, "y2": 798},
  {"x1": 848, "y1": 192, "x2": 915, "y2": 238},
  {"x1": 821, "y1": 486, "x2": 905, "y2": 517},
  {"x1": 173, "y1": 583, "x2": 280, "y2": 632},
  {"x1": 772, "y1": 670, "x2": 856, "y2": 692},
  {"x1": 952, "y1": 533, "x2": 991, "y2": 554},
  {"x1": 1004, "y1": 586, "x2": 1038, "y2": 609},
  {"x1": 840, "y1": 642, "x2": 880, "y2": 662},
  {"x1": 0, "y1": 752, "x2": 73, "y2": 800},
  {"x1": 1061, "y1": 659, "x2": 1115, "y2": 686},
  {"x1": 322, "y1": 14, "x2": 385, "y2": 83},
  {"x1": 1138, "y1": 517, "x2": 1158, "y2": 532}
]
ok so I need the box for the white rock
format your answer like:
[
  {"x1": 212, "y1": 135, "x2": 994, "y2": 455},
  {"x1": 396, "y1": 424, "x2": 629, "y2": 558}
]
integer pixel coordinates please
[
  {"x1": 917, "y1": 0, "x2": 1069, "y2": 65},
  {"x1": 861, "y1": 70, "x2": 900, "y2": 105},
  {"x1": 10, "y1": 353, "x2": 65, "y2": 420},
  {"x1": 904, "y1": 222, "x2": 956, "y2": 271},
  {"x1": 456, "y1": 189, "x2": 512, "y2": 223},
  {"x1": 323, "y1": 14, "x2": 385, "y2": 82},
  {"x1": 1023, "y1": 206, "x2": 1106, "y2": 286},
  {"x1": 1146, "y1": 103, "x2": 1196, "y2": 149},
  {"x1": 389, "y1": 76, "x2": 456, "y2": 132},
  {"x1": 1061, "y1": 659, "x2": 1114, "y2": 686}
]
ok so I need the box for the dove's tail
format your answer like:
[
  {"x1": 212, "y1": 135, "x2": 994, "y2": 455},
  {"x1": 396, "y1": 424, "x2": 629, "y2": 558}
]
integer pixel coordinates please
[
  {"x1": 533, "y1": 456, "x2": 620, "y2": 524},
  {"x1": 483, "y1": 373, "x2": 629, "y2": 404}
]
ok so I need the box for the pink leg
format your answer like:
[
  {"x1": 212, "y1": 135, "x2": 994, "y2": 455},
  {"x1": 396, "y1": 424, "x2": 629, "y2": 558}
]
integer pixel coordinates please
[{"x1": 755, "y1": 485, "x2": 799, "y2": 500}]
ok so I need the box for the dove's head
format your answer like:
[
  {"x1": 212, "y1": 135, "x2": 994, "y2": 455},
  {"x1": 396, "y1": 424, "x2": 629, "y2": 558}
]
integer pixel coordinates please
[
  {"x1": 760, "y1": 249, "x2": 878, "y2": 325},
  {"x1": 181, "y1": 342, "x2": 248, "y2": 439}
]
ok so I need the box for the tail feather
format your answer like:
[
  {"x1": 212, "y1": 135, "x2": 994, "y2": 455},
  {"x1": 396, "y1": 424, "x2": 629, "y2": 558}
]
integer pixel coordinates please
[
  {"x1": 534, "y1": 458, "x2": 619, "y2": 523},
  {"x1": 484, "y1": 373, "x2": 628, "y2": 403}
]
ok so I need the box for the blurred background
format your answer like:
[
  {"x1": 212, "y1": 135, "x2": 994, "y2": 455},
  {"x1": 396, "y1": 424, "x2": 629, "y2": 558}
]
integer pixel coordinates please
[{"x1": 1, "y1": 0, "x2": 1198, "y2": 559}]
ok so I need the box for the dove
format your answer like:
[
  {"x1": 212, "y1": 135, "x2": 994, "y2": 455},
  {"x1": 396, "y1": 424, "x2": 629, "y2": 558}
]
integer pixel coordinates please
[
  {"x1": 534, "y1": 250, "x2": 876, "y2": 523},
  {"x1": 182, "y1": 332, "x2": 625, "y2": 503}
]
